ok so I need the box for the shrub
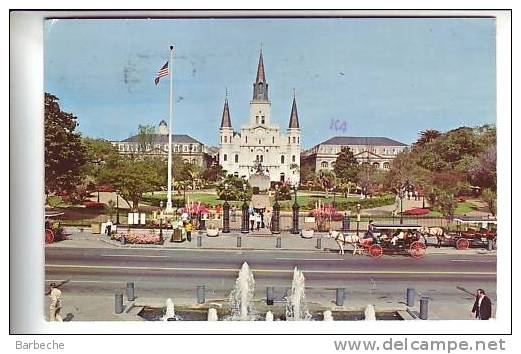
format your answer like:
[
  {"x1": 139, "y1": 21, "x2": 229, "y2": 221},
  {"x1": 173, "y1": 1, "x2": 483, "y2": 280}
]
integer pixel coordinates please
[{"x1": 111, "y1": 232, "x2": 162, "y2": 244}]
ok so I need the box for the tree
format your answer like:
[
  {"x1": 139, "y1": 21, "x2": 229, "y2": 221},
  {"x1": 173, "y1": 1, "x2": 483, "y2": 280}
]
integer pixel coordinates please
[
  {"x1": 469, "y1": 146, "x2": 497, "y2": 191},
  {"x1": 137, "y1": 124, "x2": 156, "y2": 153},
  {"x1": 414, "y1": 129, "x2": 441, "y2": 147},
  {"x1": 482, "y1": 188, "x2": 496, "y2": 216},
  {"x1": 333, "y1": 147, "x2": 360, "y2": 187},
  {"x1": 98, "y1": 157, "x2": 163, "y2": 210},
  {"x1": 216, "y1": 175, "x2": 252, "y2": 201},
  {"x1": 44, "y1": 93, "x2": 88, "y2": 196},
  {"x1": 434, "y1": 191, "x2": 457, "y2": 218},
  {"x1": 299, "y1": 163, "x2": 315, "y2": 185},
  {"x1": 201, "y1": 164, "x2": 226, "y2": 182},
  {"x1": 315, "y1": 170, "x2": 335, "y2": 196}
]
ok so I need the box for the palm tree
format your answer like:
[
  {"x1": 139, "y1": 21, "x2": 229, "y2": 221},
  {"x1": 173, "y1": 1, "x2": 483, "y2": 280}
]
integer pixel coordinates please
[{"x1": 415, "y1": 129, "x2": 441, "y2": 146}]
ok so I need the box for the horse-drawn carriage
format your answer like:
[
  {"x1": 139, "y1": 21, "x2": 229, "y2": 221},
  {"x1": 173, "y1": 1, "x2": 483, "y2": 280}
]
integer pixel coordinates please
[
  {"x1": 419, "y1": 216, "x2": 497, "y2": 250},
  {"x1": 361, "y1": 223, "x2": 427, "y2": 259},
  {"x1": 45, "y1": 212, "x2": 66, "y2": 244}
]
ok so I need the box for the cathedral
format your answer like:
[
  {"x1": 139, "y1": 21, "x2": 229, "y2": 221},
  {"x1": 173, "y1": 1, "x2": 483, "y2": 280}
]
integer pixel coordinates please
[{"x1": 218, "y1": 50, "x2": 301, "y2": 185}]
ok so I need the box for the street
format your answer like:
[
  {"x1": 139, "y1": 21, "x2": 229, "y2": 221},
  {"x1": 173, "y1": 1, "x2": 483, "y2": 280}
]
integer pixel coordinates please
[{"x1": 45, "y1": 246, "x2": 496, "y2": 320}]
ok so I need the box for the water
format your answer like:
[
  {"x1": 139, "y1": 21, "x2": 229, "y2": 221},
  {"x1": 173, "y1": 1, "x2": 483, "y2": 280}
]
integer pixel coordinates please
[
  {"x1": 286, "y1": 267, "x2": 312, "y2": 321},
  {"x1": 228, "y1": 262, "x2": 256, "y2": 320},
  {"x1": 323, "y1": 310, "x2": 334, "y2": 321},
  {"x1": 364, "y1": 304, "x2": 376, "y2": 321},
  {"x1": 161, "y1": 298, "x2": 176, "y2": 321},
  {"x1": 207, "y1": 308, "x2": 218, "y2": 321},
  {"x1": 265, "y1": 311, "x2": 274, "y2": 321}
]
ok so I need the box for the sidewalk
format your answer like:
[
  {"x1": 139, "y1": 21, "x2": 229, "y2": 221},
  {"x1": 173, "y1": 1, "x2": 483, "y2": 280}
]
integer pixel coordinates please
[{"x1": 50, "y1": 230, "x2": 497, "y2": 256}]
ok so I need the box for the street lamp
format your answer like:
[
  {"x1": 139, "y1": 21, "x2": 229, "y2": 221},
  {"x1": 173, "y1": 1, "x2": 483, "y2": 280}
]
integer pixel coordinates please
[
  {"x1": 241, "y1": 182, "x2": 250, "y2": 233},
  {"x1": 332, "y1": 187, "x2": 337, "y2": 209},
  {"x1": 159, "y1": 200, "x2": 164, "y2": 242},
  {"x1": 356, "y1": 203, "x2": 361, "y2": 236},
  {"x1": 291, "y1": 183, "x2": 300, "y2": 234},
  {"x1": 223, "y1": 183, "x2": 230, "y2": 233},
  {"x1": 116, "y1": 191, "x2": 120, "y2": 225}
]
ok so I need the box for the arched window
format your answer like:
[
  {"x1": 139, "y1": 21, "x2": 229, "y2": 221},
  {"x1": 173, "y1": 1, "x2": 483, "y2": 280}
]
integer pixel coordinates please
[
  {"x1": 383, "y1": 162, "x2": 390, "y2": 169},
  {"x1": 281, "y1": 155, "x2": 285, "y2": 164},
  {"x1": 235, "y1": 154, "x2": 239, "y2": 163},
  {"x1": 245, "y1": 136, "x2": 248, "y2": 143},
  {"x1": 292, "y1": 137, "x2": 296, "y2": 144},
  {"x1": 261, "y1": 116, "x2": 265, "y2": 124},
  {"x1": 224, "y1": 136, "x2": 228, "y2": 143},
  {"x1": 292, "y1": 155, "x2": 296, "y2": 163},
  {"x1": 280, "y1": 173, "x2": 285, "y2": 182},
  {"x1": 272, "y1": 136, "x2": 275, "y2": 144},
  {"x1": 373, "y1": 162, "x2": 380, "y2": 169},
  {"x1": 223, "y1": 154, "x2": 227, "y2": 162},
  {"x1": 321, "y1": 161, "x2": 329, "y2": 168},
  {"x1": 288, "y1": 137, "x2": 290, "y2": 144},
  {"x1": 297, "y1": 137, "x2": 300, "y2": 144},
  {"x1": 256, "y1": 116, "x2": 259, "y2": 124},
  {"x1": 234, "y1": 172, "x2": 239, "y2": 177}
]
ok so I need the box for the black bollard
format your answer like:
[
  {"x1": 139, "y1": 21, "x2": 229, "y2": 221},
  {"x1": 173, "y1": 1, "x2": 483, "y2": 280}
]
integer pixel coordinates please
[
  {"x1": 126, "y1": 282, "x2": 135, "y2": 301},
  {"x1": 197, "y1": 235, "x2": 202, "y2": 247},
  {"x1": 197, "y1": 285, "x2": 205, "y2": 304},
  {"x1": 120, "y1": 235, "x2": 126, "y2": 245},
  {"x1": 276, "y1": 236, "x2": 281, "y2": 248},
  {"x1": 266, "y1": 286, "x2": 275, "y2": 305},
  {"x1": 406, "y1": 288, "x2": 415, "y2": 307},
  {"x1": 420, "y1": 297, "x2": 429, "y2": 320},
  {"x1": 316, "y1": 237, "x2": 322, "y2": 249},
  {"x1": 336, "y1": 288, "x2": 345, "y2": 306},
  {"x1": 115, "y1": 293, "x2": 124, "y2": 314},
  {"x1": 237, "y1": 235, "x2": 242, "y2": 248}
]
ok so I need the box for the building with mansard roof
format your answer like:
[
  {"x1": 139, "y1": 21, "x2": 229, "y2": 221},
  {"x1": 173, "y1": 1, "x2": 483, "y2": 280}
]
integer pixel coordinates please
[
  {"x1": 218, "y1": 50, "x2": 301, "y2": 185},
  {"x1": 301, "y1": 136, "x2": 407, "y2": 174},
  {"x1": 111, "y1": 120, "x2": 212, "y2": 168}
]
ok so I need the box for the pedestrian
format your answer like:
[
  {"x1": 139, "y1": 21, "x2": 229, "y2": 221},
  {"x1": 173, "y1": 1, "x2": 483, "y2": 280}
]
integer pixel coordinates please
[
  {"x1": 186, "y1": 220, "x2": 193, "y2": 242},
  {"x1": 231, "y1": 206, "x2": 236, "y2": 222},
  {"x1": 256, "y1": 212, "x2": 262, "y2": 231},
  {"x1": 250, "y1": 211, "x2": 255, "y2": 231},
  {"x1": 265, "y1": 211, "x2": 272, "y2": 231},
  {"x1": 49, "y1": 283, "x2": 63, "y2": 322},
  {"x1": 216, "y1": 204, "x2": 222, "y2": 219},
  {"x1": 471, "y1": 289, "x2": 492, "y2": 320}
]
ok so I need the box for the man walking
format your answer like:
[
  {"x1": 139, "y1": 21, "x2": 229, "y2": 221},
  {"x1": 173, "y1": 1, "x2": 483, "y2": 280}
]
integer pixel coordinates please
[
  {"x1": 471, "y1": 289, "x2": 492, "y2": 320},
  {"x1": 49, "y1": 283, "x2": 63, "y2": 322}
]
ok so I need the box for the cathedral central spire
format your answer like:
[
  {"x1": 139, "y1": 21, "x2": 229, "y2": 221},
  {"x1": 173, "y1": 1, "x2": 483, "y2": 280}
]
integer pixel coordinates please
[
  {"x1": 220, "y1": 95, "x2": 232, "y2": 129},
  {"x1": 252, "y1": 48, "x2": 269, "y2": 101}
]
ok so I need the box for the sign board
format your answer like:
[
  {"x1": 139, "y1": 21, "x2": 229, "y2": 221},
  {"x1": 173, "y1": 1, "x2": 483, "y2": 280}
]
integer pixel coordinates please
[
  {"x1": 133, "y1": 212, "x2": 140, "y2": 225},
  {"x1": 140, "y1": 213, "x2": 146, "y2": 225},
  {"x1": 127, "y1": 213, "x2": 134, "y2": 225},
  {"x1": 304, "y1": 217, "x2": 316, "y2": 223}
]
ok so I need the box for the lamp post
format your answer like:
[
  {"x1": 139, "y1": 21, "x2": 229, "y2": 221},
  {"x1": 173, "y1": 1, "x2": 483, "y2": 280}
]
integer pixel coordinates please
[
  {"x1": 272, "y1": 184, "x2": 280, "y2": 234},
  {"x1": 241, "y1": 183, "x2": 250, "y2": 234},
  {"x1": 291, "y1": 183, "x2": 300, "y2": 235},
  {"x1": 116, "y1": 191, "x2": 120, "y2": 225},
  {"x1": 332, "y1": 188, "x2": 337, "y2": 209},
  {"x1": 223, "y1": 183, "x2": 230, "y2": 233},
  {"x1": 356, "y1": 203, "x2": 361, "y2": 236},
  {"x1": 159, "y1": 200, "x2": 164, "y2": 242}
]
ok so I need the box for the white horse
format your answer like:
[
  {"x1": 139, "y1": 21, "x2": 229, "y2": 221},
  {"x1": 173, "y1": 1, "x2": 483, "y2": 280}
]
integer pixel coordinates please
[
  {"x1": 419, "y1": 226, "x2": 445, "y2": 247},
  {"x1": 327, "y1": 230, "x2": 362, "y2": 255}
]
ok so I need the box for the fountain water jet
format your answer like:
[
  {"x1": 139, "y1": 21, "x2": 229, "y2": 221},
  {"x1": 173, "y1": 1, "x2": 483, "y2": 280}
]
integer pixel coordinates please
[
  {"x1": 162, "y1": 298, "x2": 176, "y2": 321},
  {"x1": 265, "y1": 311, "x2": 274, "y2": 321},
  {"x1": 364, "y1": 304, "x2": 376, "y2": 320},
  {"x1": 286, "y1": 267, "x2": 312, "y2": 321},
  {"x1": 207, "y1": 308, "x2": 218, "y2": 321},
  {"x1": 323, "y1": 310, "x2": 334, "y2": 321},
  {"x1": 228, "y1": 262, "x2": 256, "y2": 320}
]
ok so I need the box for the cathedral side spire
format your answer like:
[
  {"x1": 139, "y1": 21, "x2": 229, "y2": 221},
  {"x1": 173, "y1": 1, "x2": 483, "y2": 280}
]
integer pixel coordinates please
[
  {"x1": 220, "y1": 96, "x2": 232, "y2": 129},
  {"x1": 288, "y1": 94, "x2": 300, "y2": 129},
  {"x1": 252, "y1": 48, "x2": 269, "y2": 101}
]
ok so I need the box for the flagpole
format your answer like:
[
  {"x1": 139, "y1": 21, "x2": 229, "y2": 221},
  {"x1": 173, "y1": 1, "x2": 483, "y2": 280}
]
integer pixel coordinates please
[{"x1": 166, "y1": 45, "x2": 174, "y2": 213}]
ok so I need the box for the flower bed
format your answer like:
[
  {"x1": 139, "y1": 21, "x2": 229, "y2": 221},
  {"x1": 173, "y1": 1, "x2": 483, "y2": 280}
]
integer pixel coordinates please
[
  {"x1": 83, "y1": 201, "x2": 105, "y2": 209},
  {"x1": 403, "y1": 208, "x2": 431, "y2": 216},
  {"x1": 111, "y1": 232, "x2": 162, "y2": 245}
]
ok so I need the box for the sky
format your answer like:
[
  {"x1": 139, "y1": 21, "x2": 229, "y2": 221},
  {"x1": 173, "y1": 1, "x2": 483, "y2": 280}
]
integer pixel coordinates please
[{"x1": 44, "y1": 17, "x2": 496, "y2": 148}]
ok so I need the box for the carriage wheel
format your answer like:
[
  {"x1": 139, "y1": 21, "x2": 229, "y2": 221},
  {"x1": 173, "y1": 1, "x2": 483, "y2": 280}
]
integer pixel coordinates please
[
  {"x1": 456, "y1": 238, "x2": 470, "y2": 250},
  {"x1": 368, "y1": 244, "x2": 383, "y2": 259},
  {"x1": 45, "y1": 229, "x2": 55, "y2": 244},
  {"x1": 410, "y1": 241, "x2": 427, "y2": 258}
]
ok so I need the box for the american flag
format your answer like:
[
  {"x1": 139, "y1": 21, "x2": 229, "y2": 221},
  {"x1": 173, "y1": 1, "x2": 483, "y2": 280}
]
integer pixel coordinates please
[{"x1": 154, "y1": 61, "x2": 169, "y2": 85}]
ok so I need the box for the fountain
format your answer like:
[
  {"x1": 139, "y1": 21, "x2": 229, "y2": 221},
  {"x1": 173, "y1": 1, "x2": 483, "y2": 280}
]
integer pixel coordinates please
[
  {"x1": 162, "y1": 298, "x2": 176, "y2": 321},
  {"x1": 207, "y1": 308, "x2": 218, "y2": 321},
  {"x1": 286, "y1": 267, "x2": 312, "y2": 321},
  {"x1": 228, "y1": 262, "x2": 256, "y2": 320},
  {"x1": 323, "y1": 310, "x2": 334, "y2": 321},
  {"x1": 265, "y1": 311, "x2": 274, "y2": 321},
  {"x1": 364, "y1": 304, "x2": 376, "y2": 320}
]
